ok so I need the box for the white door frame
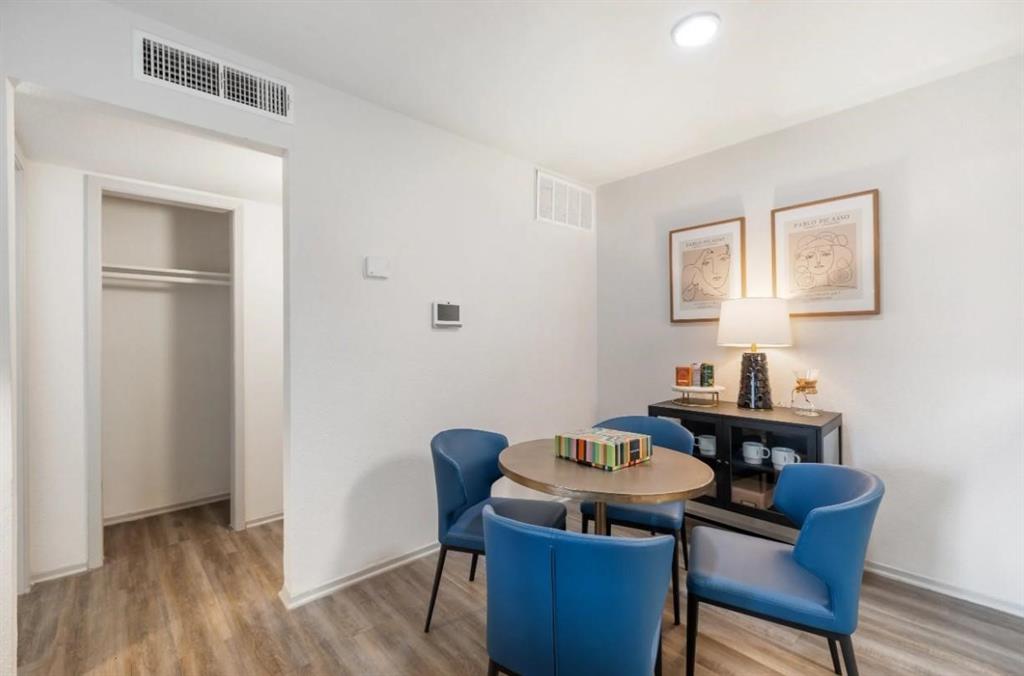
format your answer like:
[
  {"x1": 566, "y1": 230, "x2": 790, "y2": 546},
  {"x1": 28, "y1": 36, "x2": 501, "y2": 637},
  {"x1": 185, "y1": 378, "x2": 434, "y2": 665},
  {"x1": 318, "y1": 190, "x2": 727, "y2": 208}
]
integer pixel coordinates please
[
  {"x1": 13, "y1": 138, "x2": 28, "y2": 595},
  {"x1": 1, "y1": 76, "x2": 18, "y2": 672},
  {"x1": 84, "y1": 175, "x2": 246, "y2": 568}
]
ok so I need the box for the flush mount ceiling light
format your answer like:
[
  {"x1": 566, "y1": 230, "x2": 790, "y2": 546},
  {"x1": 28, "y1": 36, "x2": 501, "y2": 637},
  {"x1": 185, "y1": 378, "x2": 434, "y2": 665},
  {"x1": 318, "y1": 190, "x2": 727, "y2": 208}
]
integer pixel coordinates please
[{"x1": 671, "y1": 12, "x2": 721, "y2": 48}]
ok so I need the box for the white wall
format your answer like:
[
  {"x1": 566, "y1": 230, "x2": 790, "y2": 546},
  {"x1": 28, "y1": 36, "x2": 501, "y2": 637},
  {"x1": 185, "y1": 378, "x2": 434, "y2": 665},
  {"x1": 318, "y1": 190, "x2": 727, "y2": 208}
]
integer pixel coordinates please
[
  {"x1": 596, "y1": 57, "x2": 1024, "y2": 614},
  {"x1": 101, "y1": 197, "x2": 232, "y2": 521},
  {"x1": 242, "y1": 201, "x2": 284, "y2": 524},
  {"x1": 22, "y1": 162, "x2": 87, "y2": 577},
  {"x1": 281, "y1": 79, "x2": 597, "y2": 601},
  {"x1": 1, "y1": 0, "x2": 597, "y2": 614},
  {"x1": 21, "y1": 161, "x2": 284, "y2": 577}
]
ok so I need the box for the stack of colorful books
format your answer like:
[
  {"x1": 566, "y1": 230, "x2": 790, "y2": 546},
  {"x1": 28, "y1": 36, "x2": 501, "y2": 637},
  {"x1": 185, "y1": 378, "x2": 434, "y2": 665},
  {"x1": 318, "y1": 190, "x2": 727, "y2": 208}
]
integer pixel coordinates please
[
  {"x1": 675, "y1": 362, "x2": 715, "y2": 387},
  {"x1": 554, "y1": 428, "x2": 652, "y2": 471}
]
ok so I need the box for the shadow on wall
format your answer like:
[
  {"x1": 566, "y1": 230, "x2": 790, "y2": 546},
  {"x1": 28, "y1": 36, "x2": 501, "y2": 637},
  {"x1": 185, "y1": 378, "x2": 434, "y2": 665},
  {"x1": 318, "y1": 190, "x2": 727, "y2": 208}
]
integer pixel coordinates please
[
  {"x1": 866, "y1": 461, "x2": 952, "y2": 572},
  {"x1": 340, "y1": 451, "x2": 438, "y2": 578}
]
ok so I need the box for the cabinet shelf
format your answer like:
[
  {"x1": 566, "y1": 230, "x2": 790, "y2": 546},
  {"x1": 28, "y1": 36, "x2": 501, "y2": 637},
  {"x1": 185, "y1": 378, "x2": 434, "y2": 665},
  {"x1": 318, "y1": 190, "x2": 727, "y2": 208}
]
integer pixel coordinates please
[{"x1": 731, "y1": 459, "x2": 779, "y2": 474}]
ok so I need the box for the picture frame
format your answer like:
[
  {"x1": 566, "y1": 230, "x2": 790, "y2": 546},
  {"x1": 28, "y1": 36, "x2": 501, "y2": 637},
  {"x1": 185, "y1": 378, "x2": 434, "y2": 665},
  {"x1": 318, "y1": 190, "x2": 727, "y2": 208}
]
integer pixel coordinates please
[
  {"x1": 669, "y1": 217, "x2": 746, "y2": 323},
  {"x1": 772, "y1": 189, "x2": 879, "y2": 317}
]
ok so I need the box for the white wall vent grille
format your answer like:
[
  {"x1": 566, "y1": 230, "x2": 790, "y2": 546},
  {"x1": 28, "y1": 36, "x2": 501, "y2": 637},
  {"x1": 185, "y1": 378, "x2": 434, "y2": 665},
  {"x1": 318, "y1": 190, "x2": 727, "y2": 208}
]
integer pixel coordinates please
[
  {"x1": 223, "y1": 66, "x2": 290, "y2": 118},
  {"x1": 134, "y1": 31, "x2": 293, "y2": 122},
  {"x1": 536, "y1": 171, "x2": 594, "y2": 231},
  {"x1": 141, "y1": 36, "x2": 220, "y2": 96}
]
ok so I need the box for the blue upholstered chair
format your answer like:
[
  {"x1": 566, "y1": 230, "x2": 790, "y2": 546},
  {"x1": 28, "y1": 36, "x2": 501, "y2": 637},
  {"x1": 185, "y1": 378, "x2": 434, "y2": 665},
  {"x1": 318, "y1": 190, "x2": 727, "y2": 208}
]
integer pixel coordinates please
[
  {"x1": 580, "y1": 415, "x2": 694, "y2": 624},
  {"x1": 686, "y1": 464, "x2": 884, "y2": 676},
  {"x1": 425, "y1": 428, "x2": 567, "y2": 632},
  {"x1": 483, "y1": 505, "x2": 673, "y2": 676}
]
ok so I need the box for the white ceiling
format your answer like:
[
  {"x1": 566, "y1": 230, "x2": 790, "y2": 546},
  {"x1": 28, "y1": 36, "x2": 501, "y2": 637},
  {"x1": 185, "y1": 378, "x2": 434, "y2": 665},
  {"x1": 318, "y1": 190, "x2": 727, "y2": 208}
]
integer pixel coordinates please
[
  {"x1": 117, "y1": 1, "x2": 1022, "y2": 185},
  {"x1": 15, "y1": 87, "x2": 283, "y2": 204}
]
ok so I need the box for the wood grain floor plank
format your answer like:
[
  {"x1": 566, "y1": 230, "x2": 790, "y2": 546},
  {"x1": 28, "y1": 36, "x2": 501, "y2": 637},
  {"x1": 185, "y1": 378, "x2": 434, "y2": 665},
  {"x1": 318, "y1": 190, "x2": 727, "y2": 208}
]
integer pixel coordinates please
[{"x1": 17, "y1": 501, "x2": 1024, "y2": 675}]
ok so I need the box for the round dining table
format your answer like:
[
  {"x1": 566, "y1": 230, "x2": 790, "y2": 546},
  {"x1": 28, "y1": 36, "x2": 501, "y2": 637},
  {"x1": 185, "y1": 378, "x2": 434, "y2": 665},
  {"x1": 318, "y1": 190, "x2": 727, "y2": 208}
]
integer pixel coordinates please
[{"x1": 498, "y1": 438, "x2": 715, "y2": 535}]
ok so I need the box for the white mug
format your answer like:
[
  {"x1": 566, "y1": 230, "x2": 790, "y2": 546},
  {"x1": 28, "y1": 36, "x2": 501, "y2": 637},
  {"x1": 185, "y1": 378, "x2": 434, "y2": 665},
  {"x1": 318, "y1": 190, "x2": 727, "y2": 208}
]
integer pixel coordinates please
[
  {"x1": 772, "y1": 447, "x2": 801, "y2": 470},
  {"x1": 742, "y1": 441, "x2": 770, "y2": 464},
  {"x1": 696, "y1": 435, "x2": 716, "y2": 457}
]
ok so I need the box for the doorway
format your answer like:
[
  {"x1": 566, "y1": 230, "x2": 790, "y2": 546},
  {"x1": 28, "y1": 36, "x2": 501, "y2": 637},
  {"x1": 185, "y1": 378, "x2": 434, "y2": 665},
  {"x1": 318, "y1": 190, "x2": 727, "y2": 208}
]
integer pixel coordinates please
[
  {"x1": 14, "y1": 85, "x2": 284, "y2": 583},
  {"x1": 88, "y1": 182, "x2": 243, "y2": 566}
]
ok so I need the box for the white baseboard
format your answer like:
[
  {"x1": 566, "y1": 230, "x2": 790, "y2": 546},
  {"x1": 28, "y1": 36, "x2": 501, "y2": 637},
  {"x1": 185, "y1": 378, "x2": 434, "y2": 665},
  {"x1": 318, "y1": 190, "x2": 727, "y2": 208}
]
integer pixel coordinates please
[
  {"x1": 28, "y1": 561, "x2": 89, "y2": 587},
  {"x1": 246, "y1": 512, "x2": 283, "y2": 528},
  {"x1": 279, "y1": 542, "x2": 440, "y2": 610},
  {"x1": 103, "y1": 492, "x2": 230, "y2": 526},
  {"x1": 865, "y1": 561, "x2": 1024, "y2": 618}
]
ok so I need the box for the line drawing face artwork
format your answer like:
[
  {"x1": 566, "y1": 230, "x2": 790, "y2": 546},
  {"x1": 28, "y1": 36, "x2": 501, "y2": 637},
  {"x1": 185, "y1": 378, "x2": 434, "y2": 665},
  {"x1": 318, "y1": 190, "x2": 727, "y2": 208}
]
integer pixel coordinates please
[
  {"x1": 790, "y1": 226, "x2": 857, "y2": 293},
  {"x1": 771, "y1": 189, "x2": 878, "y2": 317},
  {"x1": 670, "y1": 217, "x2": 744, "y2": 322},
  {"x1": 680, "y1": 244, "x2": 730, "y2": 301}
]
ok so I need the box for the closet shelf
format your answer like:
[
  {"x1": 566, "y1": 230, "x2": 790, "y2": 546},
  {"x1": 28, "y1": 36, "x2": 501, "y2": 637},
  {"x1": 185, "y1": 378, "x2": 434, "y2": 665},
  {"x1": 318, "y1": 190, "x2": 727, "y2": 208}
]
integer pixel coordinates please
[{"x1": 102, "y1": 264, "x2": 231, "y2": 287}]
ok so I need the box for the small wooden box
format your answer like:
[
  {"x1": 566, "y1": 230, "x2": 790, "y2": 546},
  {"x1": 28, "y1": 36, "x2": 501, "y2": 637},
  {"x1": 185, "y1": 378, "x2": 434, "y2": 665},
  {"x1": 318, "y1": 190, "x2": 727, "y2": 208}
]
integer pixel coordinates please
[
  {"x1": 555, "y1": 428, "x2": 652, "y2": 471},
  {"x1": 731, "y1": 476, "x2": 774, "y2": 509}
]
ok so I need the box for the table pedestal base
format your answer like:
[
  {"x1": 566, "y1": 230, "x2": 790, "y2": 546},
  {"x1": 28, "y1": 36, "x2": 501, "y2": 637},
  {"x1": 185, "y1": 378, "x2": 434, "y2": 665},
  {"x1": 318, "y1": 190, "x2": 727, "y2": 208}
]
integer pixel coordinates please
[{"x1": 594, "y1": 501, "x2": 608, "y2": 536}]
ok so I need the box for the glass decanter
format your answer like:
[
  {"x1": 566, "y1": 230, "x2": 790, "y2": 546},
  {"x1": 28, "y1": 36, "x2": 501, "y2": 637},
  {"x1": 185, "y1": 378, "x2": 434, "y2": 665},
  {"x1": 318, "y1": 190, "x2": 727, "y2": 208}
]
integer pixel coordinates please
[{"x1": 791, "y1": 369, "x2": 821, "y2": 417}]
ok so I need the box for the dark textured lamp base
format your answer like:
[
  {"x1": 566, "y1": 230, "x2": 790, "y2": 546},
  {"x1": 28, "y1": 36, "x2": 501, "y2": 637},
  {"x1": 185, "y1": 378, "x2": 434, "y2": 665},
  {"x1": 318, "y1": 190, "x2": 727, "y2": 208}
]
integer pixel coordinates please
[{"x1": 738, "y1": 352, "x2": 773, "y2": 410}]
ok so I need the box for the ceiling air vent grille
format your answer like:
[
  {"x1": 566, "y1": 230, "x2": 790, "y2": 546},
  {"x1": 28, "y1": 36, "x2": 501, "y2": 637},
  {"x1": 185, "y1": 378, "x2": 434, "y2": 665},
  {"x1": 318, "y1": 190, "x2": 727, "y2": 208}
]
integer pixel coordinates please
[
  {"x1": 223, "y1": 66, "x2": 290, "y2": 118},
  {"x1": 134, "y1": 31, "x2": 293, "y2": 122},
  {"x1": 536, "y1": 171, "x2": 594, "y2": 231},
  {"x1": 141, "y1": 36, "x2": 220, "y2": 96}
]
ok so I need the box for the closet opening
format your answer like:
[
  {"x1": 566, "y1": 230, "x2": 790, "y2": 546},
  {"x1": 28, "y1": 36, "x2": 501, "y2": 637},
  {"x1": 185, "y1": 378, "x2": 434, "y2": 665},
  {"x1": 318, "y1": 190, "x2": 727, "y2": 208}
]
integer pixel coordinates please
[
  {"x1": 95, "y1": 189, "x2": 237, "y2": 560},
  {"x1": 83, "y1": 178, "x2": 277, "y2": 571},
  {"x1": 14, "y1": 84, "x2": 285, "y2": 587}
]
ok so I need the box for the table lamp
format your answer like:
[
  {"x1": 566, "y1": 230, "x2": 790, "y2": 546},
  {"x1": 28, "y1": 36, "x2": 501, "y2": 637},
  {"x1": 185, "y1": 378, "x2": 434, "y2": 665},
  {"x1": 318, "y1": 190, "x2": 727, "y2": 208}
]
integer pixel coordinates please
[{"x1": 717, "y1": 298, "x2": 792, "y2": 410}]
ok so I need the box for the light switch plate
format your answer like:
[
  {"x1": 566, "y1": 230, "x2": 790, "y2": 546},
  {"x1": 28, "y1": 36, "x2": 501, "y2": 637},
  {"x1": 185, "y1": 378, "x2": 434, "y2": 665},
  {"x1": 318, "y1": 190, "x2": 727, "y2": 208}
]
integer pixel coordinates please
[{"x1": 364, "y1": 256, "x2": 392, "y2": 279}]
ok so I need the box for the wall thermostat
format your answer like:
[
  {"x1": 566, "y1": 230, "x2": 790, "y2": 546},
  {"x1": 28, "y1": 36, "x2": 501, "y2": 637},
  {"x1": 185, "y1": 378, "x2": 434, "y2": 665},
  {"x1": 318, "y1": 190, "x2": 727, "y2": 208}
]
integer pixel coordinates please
[{"x1": 432, "y1": 302, "x2": 462, "y2": 328}]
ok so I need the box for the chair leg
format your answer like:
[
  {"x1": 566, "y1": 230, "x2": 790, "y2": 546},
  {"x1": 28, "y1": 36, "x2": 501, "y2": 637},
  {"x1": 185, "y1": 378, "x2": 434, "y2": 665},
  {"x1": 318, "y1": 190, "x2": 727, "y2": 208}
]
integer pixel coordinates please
[
  {"x1": 424, "y1": 545, "x2": 448, "y2": 633},
  {"x1": 672, "y1": 530, "x2": 681, "y2": 625},
  {"x1": 828, "y1": 638, "x2": 842, "y2": 674},
  {"x1": 487, "y1": 658, "x2": 499, "y2": 676},
  {"x1": 680, "y1": 524, "x2": 689, "y2": 570},
  {"x1": 605, "y1": 521, "x2": 611, "y2": 536},
  {"x1": 469, "y1": 553, "x2": 479, "y2": 582},
  {"x1": 655, "y1": 631, "x2": 663, "y2": 676},
  {"x1": 582, "y1": 517, "x2": 589, "y2": 534},
  {"x1": 839, "y1": 636, "x2": 858, "y2": 676},
  {"x1": 686, "y1": 595, "x2": 699, "y2": 676}
]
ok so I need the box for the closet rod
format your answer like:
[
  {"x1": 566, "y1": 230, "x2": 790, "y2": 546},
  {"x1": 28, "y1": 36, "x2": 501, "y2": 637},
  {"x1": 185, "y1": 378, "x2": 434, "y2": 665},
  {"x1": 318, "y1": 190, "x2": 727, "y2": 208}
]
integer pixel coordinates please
[
  {"x1": 102, "y1": 271, "x2": 231, "y2": 287},
  {"x1": 102, "y1": 264, "x2": 231, "y2": 281}
]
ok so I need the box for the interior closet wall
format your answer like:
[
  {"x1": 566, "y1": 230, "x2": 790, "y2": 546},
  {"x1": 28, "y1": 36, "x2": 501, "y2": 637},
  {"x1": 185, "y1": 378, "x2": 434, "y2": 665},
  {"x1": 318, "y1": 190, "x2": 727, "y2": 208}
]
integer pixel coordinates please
[{"x1": 101, "y1": 196, "x2": 231, "y2": 522}]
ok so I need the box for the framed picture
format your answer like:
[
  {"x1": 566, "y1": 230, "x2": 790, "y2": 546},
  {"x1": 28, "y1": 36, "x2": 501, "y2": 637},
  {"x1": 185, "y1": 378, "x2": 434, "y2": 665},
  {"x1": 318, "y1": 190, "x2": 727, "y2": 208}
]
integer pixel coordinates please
[
  {"x1": 772, "y1": 190, "x2": 879, "y2": 317},
  {"x1": 669, "y1": 217, "x2": 746, "y2": 323}
]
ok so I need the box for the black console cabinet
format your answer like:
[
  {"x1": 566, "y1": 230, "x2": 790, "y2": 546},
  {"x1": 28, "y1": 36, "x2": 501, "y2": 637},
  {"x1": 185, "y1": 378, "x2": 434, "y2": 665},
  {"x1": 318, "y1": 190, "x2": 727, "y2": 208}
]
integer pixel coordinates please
[{"x1": 648, "y1": 399, "x2": 842, "y2": 527}]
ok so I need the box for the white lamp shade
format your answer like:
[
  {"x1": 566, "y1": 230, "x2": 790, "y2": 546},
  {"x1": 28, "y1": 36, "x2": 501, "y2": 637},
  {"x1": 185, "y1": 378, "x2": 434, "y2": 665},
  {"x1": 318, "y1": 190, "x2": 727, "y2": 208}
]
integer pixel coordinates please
[{"x1": 717, "y1": 298, "x2": 792, "y2": 348}]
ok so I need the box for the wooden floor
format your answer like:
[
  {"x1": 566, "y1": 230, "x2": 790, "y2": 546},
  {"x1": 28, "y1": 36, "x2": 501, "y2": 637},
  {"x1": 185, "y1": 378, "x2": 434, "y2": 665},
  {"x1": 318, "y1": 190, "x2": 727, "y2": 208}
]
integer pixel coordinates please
[{"x1": 17, "y1": 500, "x2": 1024, "y2": 675}]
